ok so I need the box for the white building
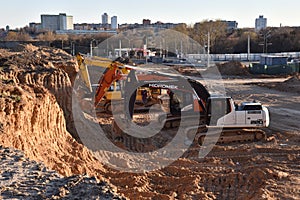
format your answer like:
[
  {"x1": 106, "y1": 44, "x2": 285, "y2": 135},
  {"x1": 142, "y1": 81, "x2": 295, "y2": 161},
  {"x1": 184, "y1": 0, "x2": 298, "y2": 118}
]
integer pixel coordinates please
[
  {"x1": 255, "y1": 15, "x2": 267, "y2": 31},
  {"x1": 111, "y1": 16, "x2": 118, "y2": 29},
  {"x1": 41, "y1": 13, "x2": 73, "y2": 31},
  {"x1": 66, "y1": 16, "x2": 74, "y2": 30}
]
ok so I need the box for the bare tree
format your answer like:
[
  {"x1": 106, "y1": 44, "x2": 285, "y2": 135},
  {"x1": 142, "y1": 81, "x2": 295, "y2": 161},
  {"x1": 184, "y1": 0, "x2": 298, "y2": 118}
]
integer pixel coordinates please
[
  {"x1": 193, "y1": 20, "x2": 228, "y2": 53},
  {"x1": 36, "y1": 31, "x2": 56, "y2": 41},
  {"x1": 4, "y1": 31, "x2": 31, "y2": 41}
]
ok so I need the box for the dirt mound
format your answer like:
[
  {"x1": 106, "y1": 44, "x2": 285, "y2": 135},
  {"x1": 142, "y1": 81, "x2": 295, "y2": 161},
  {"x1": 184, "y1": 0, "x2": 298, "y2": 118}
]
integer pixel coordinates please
[
  {"x1": 0, "y1": 46, "x2": 124, "y2": 197},
  {"x1": 257, "y1": 73, "x2": 300, "y2": 94},
  {"x1": 0, "y1": 45, "x2": 79, "y2": 139},
  {"x1": 0, "y1": 49, "x2": 14, "y2": 57},
  {"x1": 0, "y1": 81, "x2": 108, "y2": 177},
  {"x1": 284, "y1": 73, "x2": 300, "y2": 83},
  {"x1": 171, "y1": 65, "x2": 202, "y2": 76},
  {"x1": 205, "y1": 61, "x2": 251, "y2": 76}
]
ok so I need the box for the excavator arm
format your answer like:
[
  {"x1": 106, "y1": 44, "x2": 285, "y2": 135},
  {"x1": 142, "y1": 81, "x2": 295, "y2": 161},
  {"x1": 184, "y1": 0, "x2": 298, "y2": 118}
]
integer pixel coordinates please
[
  {"x1": 76, "y1": 54, "x2": 130, "y2": 107},
  {"x1": 94, "y1": 62, "x2": 125, "y2": 107}
]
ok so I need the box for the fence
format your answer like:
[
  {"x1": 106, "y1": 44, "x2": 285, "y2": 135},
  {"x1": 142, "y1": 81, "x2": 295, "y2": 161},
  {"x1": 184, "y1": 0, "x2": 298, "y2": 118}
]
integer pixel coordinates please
[{"x1": 187, "y1": 52, "x2": 300, "y2": 62}]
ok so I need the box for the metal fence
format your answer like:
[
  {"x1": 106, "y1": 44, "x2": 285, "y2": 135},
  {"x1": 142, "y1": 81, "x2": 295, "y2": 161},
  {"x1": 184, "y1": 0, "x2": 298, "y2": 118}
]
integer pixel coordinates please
[{"x1": 187, "y1": 52, "x2": 300, "y2": 62}]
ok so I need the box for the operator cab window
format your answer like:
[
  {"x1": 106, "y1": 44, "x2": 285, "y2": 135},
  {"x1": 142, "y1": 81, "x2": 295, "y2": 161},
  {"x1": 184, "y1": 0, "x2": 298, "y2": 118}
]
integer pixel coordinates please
[
  {"x1": 208, "y1": 98, "x2": 231, "y2": 116},
  {"x1": 241, "y1": 104, "x2": 262, "y2": 110}
]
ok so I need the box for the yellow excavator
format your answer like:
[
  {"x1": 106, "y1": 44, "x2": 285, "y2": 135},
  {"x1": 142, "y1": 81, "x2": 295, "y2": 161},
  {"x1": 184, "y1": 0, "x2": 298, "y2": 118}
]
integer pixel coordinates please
[{"x1": 76, "y1": 54, "x2": 158, "y2": 113}]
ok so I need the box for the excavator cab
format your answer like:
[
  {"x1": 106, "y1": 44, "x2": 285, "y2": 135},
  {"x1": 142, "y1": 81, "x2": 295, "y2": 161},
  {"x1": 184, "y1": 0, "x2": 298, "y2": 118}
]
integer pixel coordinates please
[{"x1": 206, "y1": 97, "x2": 232, "y2": 126}]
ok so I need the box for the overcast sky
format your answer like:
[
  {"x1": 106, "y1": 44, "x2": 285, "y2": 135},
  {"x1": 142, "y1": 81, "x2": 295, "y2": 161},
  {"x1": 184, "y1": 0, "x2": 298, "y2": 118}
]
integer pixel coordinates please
[{"x1": 2, "y1": 0, "x2": 300, "y2": 29}]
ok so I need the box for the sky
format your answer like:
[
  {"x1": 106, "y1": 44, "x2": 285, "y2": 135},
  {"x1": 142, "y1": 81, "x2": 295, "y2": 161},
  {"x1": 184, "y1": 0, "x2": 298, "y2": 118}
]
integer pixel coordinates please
[{"x1": 2, "y1": 0, "x2": 300, "y2": 29}]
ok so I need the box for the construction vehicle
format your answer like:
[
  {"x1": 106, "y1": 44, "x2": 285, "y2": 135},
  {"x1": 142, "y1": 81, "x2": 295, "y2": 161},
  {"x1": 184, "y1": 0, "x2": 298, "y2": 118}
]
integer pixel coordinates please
[
  {"x1": 109, "y1": 70, "x2": 270, "y2": 146},
  {"x1": 76, "y1": 54, "x2": 162, "y2": 113},
  {"x1": 183, "y1": 95, "x2": 269, "y2": 145},
  {"x1": 76, "y1": 54, "x2": 270, "y2": 145}
]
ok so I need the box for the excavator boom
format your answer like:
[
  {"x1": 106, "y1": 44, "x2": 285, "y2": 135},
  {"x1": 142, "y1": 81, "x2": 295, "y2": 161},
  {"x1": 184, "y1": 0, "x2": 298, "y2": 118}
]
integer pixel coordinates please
[{"x1": 76, "y1": 54, "x2": 130, "y2": 107}]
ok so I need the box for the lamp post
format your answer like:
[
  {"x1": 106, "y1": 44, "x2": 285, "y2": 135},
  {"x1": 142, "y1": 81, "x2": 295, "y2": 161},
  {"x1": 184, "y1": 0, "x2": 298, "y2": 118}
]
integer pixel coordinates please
[{"x1": 90, "y1": 39, "x2": 95, "y2": 57}]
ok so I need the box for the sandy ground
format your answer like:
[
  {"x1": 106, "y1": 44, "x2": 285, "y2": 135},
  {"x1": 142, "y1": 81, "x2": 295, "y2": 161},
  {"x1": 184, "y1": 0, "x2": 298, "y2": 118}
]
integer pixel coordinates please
[
  {"x1": 0, "y1": 47, "x2": 299, "y2": 199},
  {"x1": 222, "y1": 77, "x2": 300, "y2": 133},
  {"x1": 0, "y1": 146, "x2": 125, "y2": 200},
  {"x1": 92, "y1": 76, "x2": 300, "y2": 199}
]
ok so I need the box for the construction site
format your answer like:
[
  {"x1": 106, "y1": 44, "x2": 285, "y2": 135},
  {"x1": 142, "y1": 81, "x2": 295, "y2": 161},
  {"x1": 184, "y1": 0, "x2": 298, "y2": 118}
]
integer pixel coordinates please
[{"x1": 0, "y1": 43, "x2": 299, "y2": 200}]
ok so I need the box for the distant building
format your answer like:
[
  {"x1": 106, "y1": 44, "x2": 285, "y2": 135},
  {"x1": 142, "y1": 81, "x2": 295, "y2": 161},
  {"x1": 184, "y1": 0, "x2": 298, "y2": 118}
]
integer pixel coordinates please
[
  {"x1": 5, "y1": 25, "x2": 9, "y2": 32},
  {"x1": 74, "y1": 23, "x2": 102, "y2": 30},
  {"x1": 226, "y1": 21, "x2": 238, "y2": 31},
  {"x1": 41, "y1": 13, "x2": 73, "y2": 31},
  {"x1": 102, "y1": 13, "x2": 109, "y2": 25},
  {"x1": 255, "y1": 15, "x2": 267, "y2": 31},
  {"x1": 111, "y1": 16, "x2": 118, "y2": 29},
  {"x1": 29, "y1": 22, "x2": 42, "y2": 30},
  {"x1": 66, "y1": 16, "x2": 74, "y2": 30},
  {"x1": 56, "y1": 29, "x2": 117, "y2": 35},
  {"x1": 143, "y1": 19, "x2": 151, "y2": 26},
  {"x1": 119, "y1": 21, "x2": 180, "y2": 30}
]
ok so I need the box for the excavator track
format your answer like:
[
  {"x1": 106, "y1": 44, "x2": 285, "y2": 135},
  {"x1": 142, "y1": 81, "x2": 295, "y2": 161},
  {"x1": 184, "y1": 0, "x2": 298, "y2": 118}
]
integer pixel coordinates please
[
  {"x1": 111, "y1": 116, "x2": 267, "y2": 153},
  {"x1": 196, "y1": 128, "x2": 267, "y2": 145}
]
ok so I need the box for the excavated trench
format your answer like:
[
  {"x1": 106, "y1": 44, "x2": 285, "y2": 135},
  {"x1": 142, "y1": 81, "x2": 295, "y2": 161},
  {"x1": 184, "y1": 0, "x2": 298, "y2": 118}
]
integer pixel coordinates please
[{"x1": 0, "y1": 45, "x2": 299, "y2": 199}]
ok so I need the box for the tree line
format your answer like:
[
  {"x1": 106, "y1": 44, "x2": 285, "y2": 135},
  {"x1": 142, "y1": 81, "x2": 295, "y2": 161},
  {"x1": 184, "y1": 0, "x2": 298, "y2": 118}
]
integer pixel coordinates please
[
  {"x1": 2, "y1": 20, "x2": 300, "y2": 54},
  {"x1": 173, "y1": 20, "x2": 300, "y2": 54}
]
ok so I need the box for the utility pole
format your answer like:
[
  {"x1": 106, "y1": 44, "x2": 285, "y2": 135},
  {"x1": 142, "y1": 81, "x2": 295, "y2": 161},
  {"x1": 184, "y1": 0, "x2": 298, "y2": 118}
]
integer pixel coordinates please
[
  {"x1": 119, "y1": 40, "x2": 122, "y2": 57},
  {"x1": 247, "y1": 34, "x2": 251, "y2": 61},
  {"x1": 180, "y1": 40, "x2": 183, "y2": 58},
  {"x1": 207, "y1": 32, "x2": 210, "y2": 68}
]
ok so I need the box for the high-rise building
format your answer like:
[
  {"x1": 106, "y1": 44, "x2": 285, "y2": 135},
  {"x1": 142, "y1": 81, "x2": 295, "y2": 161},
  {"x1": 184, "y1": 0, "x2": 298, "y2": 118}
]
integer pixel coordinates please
[
  {"x1": 102, "y1": 13, "x2": 109, "y2": 24},
  {"x1": 41, "y1": 13, "x2": 73, "y2": 31},
  {"x1": 111, "y1": 16, "x2": 118, "y2": 29},
  {"x1": 66, "y1": 15, "x2": 74, "y2": 30},
  {"x1": 255, "y1": 15, "x2": 267, "y2": 31}
]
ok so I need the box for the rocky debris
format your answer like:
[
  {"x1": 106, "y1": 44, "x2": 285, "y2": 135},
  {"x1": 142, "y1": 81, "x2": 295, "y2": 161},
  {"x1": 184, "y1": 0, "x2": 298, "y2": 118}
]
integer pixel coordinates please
[{"x1": 0, "y1": 146, "x2": 125, "y2": 200}]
